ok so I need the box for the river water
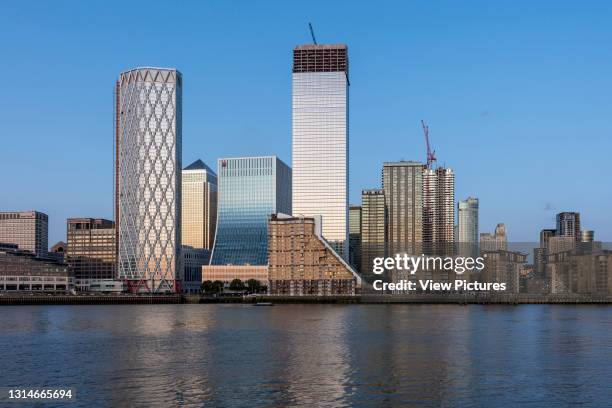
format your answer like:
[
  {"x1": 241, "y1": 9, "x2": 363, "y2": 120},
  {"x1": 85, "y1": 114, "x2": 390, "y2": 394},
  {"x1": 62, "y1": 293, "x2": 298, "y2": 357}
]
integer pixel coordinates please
[{"x1": 1, "y1": 304, "x2": 610, "y2": 407}]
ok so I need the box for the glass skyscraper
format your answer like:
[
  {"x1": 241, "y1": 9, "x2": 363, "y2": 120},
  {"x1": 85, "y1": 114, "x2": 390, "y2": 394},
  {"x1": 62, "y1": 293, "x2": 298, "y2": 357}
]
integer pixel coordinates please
[
  {"x1": 210, "y1": 156, "x2": 291, "y2": 266},
  {"x1": 458, "y1": 197, "x2": 479, "y2": 257},
  {"x1": 115, "y1": 67, "x2": 182, "y2": 293},
  {"x1": 292, "y1": 44, "x2": 349, "y2": 259}
]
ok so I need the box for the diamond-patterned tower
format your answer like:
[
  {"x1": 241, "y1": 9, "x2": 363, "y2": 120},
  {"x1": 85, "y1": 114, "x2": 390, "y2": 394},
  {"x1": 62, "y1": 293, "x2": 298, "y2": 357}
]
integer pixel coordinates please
[{"x1": 115, "y1": 68, "x2": 182, "y2": 293}]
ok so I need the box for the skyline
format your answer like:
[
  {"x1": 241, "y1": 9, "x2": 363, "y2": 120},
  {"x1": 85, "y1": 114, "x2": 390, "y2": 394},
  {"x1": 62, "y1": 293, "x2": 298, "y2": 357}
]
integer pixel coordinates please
[{"x1": 2, "y1": 1, "x2": 612, "y2": 245}]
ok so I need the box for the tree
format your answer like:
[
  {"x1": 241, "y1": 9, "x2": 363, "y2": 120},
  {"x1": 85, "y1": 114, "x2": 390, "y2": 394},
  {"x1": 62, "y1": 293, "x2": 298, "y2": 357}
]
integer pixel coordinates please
[
  {"x1": 246, "y1": 279, "x2": 262, "y2": 294},
  {"x1": 229, "y1": 279, "x2": 245, "y2": 291},
  {"x1": 201, "y1": 280, "x2": 214, "y2": 294},
  {"x1": 202, "y1": 280, "x2": 224, "y2": 294}
]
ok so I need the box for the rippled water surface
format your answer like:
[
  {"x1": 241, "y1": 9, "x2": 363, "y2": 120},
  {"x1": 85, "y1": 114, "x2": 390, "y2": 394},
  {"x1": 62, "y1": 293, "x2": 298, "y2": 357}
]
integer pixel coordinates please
[{"x1": 1, "y1": 304, "x2": 611, "y2": 407}]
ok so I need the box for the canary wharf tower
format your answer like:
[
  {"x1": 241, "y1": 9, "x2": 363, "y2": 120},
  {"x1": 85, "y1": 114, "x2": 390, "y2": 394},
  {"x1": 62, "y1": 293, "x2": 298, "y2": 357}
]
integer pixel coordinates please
[
  {"x1": 115, "y1": 68, "x2": 182, "y2": 293},
  {"x1": 292, "y1": 44, "x2": 349, "y2": 259}
]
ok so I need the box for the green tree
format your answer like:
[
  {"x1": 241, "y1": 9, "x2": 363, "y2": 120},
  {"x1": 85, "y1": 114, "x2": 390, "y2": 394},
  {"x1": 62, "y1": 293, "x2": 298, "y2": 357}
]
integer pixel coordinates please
[
  {"x1": 212, "y1": 280, "x2": 225, "y2": 293},
  {"x1": 229, "y1": 279, "x2": 245, "y2": 291},
  {"x1": 201, "y1": 280, "x2": 214, "y2": 294},
  {"x1": 246, "y1": 279, "x2": 262, "y2": 294}
]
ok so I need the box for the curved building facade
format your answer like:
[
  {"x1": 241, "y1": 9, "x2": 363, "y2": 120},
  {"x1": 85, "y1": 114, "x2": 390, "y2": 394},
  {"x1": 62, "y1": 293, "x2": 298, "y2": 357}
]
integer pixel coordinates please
[
  {"x1": 210, "y1": 156, "x2": 291, "y2": 266},
  {"x1": 116, "y1": 67, "x2": 182, "y2": 293}
]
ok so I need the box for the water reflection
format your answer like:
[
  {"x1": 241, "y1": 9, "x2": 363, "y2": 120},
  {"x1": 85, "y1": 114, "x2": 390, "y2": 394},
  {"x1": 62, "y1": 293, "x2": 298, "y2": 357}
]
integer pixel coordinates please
[{"x1": 0, "y1": 305, "x2": 611, "y2": 407}]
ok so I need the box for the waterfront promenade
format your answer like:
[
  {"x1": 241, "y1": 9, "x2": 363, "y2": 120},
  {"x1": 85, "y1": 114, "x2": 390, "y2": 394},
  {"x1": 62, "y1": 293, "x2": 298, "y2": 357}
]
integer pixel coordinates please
[{"x1": 1, "y1": 293, "x2": 611, "y2": 305}]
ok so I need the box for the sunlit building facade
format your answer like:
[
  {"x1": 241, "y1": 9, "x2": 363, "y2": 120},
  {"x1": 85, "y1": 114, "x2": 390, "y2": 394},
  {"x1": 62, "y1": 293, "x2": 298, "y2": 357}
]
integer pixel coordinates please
[
  {"x1": 382, "y1": 161, "x2": 423, "y2": 256},
  {"x1": 66, "y1": 218, "x2": 116, "y2": 291},
  {"x1": 182, "y1": 159, "x2": 217, "y2": 250},
  {"x1": 0, "y1": 211, "x2": 48, "y2": 257},
  {"x1": 423, "y1": 166, "x2": 455, "y2": 254},
  {"x1": 458, "y1": 197, "x2": 479, "y2": 257},
  {"x1": 116, "y1": 67, "x2": 182, "y2": 293},
  {"x1": 361, "y1": 189, "x2": 386, "y2": 279},
  {"x1": 210, "y1": 156, "x2": 291, "y2": 266},
  {"x1": 292, "y1": 44, "x2": 349, "y2": 259}
]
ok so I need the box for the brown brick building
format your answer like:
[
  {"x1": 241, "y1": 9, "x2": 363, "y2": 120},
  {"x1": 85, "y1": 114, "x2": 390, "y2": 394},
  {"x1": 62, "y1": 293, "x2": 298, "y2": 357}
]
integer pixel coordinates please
[{"x1": 268, "y1": 214, "x2": 361, "y2": 295}]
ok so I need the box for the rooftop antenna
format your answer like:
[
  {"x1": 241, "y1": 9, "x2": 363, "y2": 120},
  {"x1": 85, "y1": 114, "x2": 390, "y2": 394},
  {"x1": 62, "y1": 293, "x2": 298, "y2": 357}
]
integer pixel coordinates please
[{"x1": 308, "y1": 22, "x2": 318, "y2": 45}]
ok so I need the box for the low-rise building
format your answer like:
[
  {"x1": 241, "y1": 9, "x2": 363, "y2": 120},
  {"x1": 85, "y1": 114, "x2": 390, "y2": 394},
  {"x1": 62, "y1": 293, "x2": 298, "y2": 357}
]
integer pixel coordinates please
[
  {"x1": 0, "y1": 246, "x2": 72, "y2": 292},
  {"x1": 268, "y1": 214, "x2": 361, "y2": 295},
  {"x1": 182, "y1": 246, "x2": 210, "y2": 293},
  {"x1": 547, "y1": 247, "x2": 612, "y2": 294},
  {"x1": 481, "y1": 250, "x2": 527, "y2": 294},
  {"x1": 202, "y1": 265, "x2": 268, "y2": 286}
]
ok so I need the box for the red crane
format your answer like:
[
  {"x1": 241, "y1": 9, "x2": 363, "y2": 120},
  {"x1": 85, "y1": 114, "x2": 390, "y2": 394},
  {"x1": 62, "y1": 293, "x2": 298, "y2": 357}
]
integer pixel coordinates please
[{"x1": 422, "y1": 120, "x2": 436, "y2": 169}]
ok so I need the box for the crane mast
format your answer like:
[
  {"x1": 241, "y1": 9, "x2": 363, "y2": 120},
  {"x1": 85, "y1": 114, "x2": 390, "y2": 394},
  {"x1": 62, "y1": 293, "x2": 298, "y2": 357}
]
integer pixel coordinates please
[{"x1": 422, "y1": 120, "x2": 437, "y2": 169}]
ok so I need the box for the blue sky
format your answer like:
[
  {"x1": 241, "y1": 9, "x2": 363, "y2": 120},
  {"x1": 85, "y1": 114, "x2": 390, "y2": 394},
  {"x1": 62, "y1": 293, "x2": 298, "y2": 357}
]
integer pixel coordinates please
[{"x1": 1, "y1": 1, "x2": 611, "y2": 245}]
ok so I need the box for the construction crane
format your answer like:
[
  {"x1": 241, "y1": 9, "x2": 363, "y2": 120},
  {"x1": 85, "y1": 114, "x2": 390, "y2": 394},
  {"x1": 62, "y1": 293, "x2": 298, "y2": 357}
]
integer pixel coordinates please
[
  {"x1": 308, "y1": 22, "x2": 318, "y2": 45},
  {"x1": 421, "y1": 120, "x2": 437, "y2": 169}
]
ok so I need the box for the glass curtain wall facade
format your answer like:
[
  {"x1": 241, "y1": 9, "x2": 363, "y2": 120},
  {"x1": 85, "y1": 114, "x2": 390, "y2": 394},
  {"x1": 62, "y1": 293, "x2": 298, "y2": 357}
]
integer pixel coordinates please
[
  {"x1": 292, "y1": 44, "x2": 349, "y2": 259},
  {"x1": 210, "y1": 156, "x2": 291, "y2": 266},
  {"x1": 116, "y1": 67, "x2": 182, "y2": 293},
  {"x1": 458, "y1": 197, "x2": 479, "y2": 257},
  {"x1": 182, "y1": 159, "x2": 217, "y2": 250}
]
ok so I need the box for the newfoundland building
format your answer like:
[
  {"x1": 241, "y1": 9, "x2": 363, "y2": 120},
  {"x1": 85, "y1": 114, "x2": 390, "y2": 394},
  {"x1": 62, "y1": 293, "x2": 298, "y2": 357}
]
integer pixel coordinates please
[{"x1": 268, "y1": 214, "x2": 361, "y2": 295}]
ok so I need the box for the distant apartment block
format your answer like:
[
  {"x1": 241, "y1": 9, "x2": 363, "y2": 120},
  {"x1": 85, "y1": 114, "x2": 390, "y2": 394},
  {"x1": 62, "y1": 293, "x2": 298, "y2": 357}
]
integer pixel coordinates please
[
  {"x1": 348, "y1": 205, "x2": 362, "y2": 273},
  {"x1": 66, "y1": 218, "x2": 116, "y2": 291},
  {"x1": 423, "y1": 166, "x2": 455, "y2": 254},
  {"x1": 268, "y1": 214, "x2": 361, "y2": 295},
  {"x1": 458, "y1": 197, "x2": 479, "y2": 257},
  {"x1": 182, "y1": 159, "x2": 217, "y2": 250},
  {"x1": 0, "y1": 211, "x2": 48, "y2": 257},
  {"x1": 382, "y1": 161, "x2": 423, "y2": 256},
  {"x1": 480, "y1": 223, "x2": 507, "y2": 252},
  {"x1": 361, "y1": 189, "x2": 386, "y2": 279},
  {"x1": 481, "y1": 250, "x2": 527, "y2": 294},
  {"x1": 556, "y1": 212, "x2": 581, "y2": 242}
]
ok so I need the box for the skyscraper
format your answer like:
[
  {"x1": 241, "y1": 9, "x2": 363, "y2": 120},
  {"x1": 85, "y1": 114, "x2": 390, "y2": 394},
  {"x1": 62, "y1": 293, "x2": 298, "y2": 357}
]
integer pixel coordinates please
[
  {"x1": 382, "y1": 161, "x2": 423, "y2": 256},
  {"x1": 181, "y1": 159, "x2": 217, "y2": 250},
  {"x1": 210, "y1": 156, "x2": 291, "y2": 266},
  {"x1": 361, "y1": 189, "x2": 386, "y2": 279},
  {"x1": 556, "y1": 212, "x2": 581, "y2": 242},
  {"x1": 348, "y1": 205, "x2": 362, "y2": 273},
  {"x1": 458, "y1": 197, "x2": 479, "y2": 257},
  {"x1": 292, "y1": 44, "x2": 349, "y2": 259},
  {"x1": 0, "y1": 211, "x2": 48, "y2": 257},
  {"x1": 423, "y1": 166, "x2": 455, "y2": 254},
  {"x1": 115, "y1": 67, "x2": 182, "y2": 293}
]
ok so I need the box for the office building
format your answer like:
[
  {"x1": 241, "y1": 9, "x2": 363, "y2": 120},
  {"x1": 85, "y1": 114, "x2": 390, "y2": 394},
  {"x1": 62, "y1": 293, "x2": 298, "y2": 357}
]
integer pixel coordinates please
[
  {"x1": 361, "y1": 189, "x2": 386, "y2": 279},
  {"x1": 348, "y1": 205, "x2": 362, "y2": 273},
  {"x1": 209, "y1": 156, "x2": 291, "y2": 266},
  {"x1": 182, "y1": 159, "x2": 217, "y2": 250},
  {"x1": 382, "y1": 161, "x2": 423, "y2": 256},
  {"x1": 423, "y1": 166, "x2": 455, "y2": 254},
  {"x1": 458, "y1": 197, "x2": 479, "y2": 257},
  {"x1": 480, "y1": 223, "x2": 507, "y2": 252},
  {"x1": 556, "y1": 212, "x2": 581, "y2": 241},
  {"x1": 268, "y1": 214, "x2": 361, "y2": 295},
  {"x1": 0, "y1": 245, "x2": 72, "y2": 292},
  {"x1": 292, "y1": 44, "x2": 349, "y2": 259},
  {"x1": 0, "y1": 211, "x2": 48, "y2": 257},
  {"x1": 66, "y1": 218, "x2": 116, "y2": 291},
  {"x1": 202, "y1": 265, "x2": 269, "y2": 286},
  {"x1": 115, "y1": 67, "x2": 182, "y2": 293},
  {"x1": 181, "y1": 246, "x2": 210, "y2": 293}
]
